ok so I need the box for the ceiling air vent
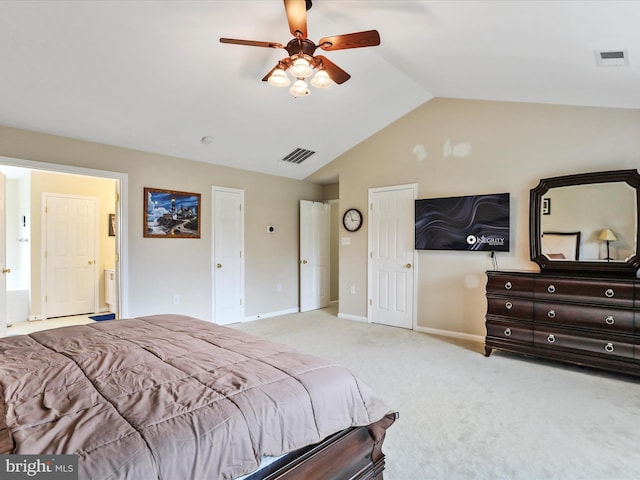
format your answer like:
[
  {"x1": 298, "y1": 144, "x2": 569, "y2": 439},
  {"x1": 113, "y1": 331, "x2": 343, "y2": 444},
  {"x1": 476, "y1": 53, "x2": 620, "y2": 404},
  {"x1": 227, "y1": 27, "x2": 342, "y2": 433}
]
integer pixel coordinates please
[
  {"x1": 594, "y1": 49, "x2": 629, "y2": 67},
  {"x1": 281, "y1": 148, "x2": 315, "y2": 164}
]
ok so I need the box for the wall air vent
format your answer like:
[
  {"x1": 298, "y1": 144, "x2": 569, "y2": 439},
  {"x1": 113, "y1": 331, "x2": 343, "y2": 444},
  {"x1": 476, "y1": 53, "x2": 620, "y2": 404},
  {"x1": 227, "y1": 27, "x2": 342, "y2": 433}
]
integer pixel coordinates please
[
  {"x1": 594, "y1": 49, "x2": 629, "y2": 67},
  {"x1": 281, "y1": 148, "x2": 315, "y2": 164}
]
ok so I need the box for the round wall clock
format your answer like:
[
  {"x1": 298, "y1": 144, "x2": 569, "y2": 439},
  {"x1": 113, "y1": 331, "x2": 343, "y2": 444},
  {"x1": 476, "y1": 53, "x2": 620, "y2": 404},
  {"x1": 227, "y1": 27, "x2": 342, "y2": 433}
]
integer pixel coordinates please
[{"x1": 342, "y1": 208, "x2": 363, "y2": 232}]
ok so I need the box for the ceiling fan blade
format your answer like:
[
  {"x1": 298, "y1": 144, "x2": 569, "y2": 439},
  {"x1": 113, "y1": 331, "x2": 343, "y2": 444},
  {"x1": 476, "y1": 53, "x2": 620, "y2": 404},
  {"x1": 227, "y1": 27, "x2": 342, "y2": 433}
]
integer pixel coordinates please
[
  {"x1": 220, "y1": 38, "x2": 284, "y2": 49},
  {"x1": 284, "y1": 0, "x2": 307, "y2": 39},
  {"x1": 318, "y1": 30, "x2": 381, "y2": 51},
  {"x1": 315, "y1": 55, "x2": 350, "y2": 84}
]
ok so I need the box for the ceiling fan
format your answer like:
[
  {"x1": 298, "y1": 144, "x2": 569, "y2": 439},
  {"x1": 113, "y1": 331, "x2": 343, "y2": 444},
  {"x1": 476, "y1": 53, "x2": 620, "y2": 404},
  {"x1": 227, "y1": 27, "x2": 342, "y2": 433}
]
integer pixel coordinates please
[{"x1": 219, "y1": 0, "x2": 380, "y2": 97}]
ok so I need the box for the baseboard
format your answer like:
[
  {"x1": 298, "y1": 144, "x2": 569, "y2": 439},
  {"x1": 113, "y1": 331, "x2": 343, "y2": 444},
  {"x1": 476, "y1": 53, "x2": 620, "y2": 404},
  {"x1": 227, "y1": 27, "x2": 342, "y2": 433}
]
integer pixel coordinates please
[
  {"x1": 337, "y1": 313, "x2": 368, "y2": 323},
  {"x1": 244, "y1": 308, "x2": 299, "y2": 322},
  {"x1": 415, "y1": 325, "x2": 484, "y2": 344}
]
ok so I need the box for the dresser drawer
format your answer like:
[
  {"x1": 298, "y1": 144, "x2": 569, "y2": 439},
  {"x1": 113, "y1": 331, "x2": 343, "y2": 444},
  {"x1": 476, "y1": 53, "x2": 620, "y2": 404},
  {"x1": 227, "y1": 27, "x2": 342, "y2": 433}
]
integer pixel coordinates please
[
  {"x1": 533, "y1": 328, "x2": 634, "y2": 360},
  {"x1": 486, "y1": 320, "x2": 533, "y2": 344},
  {"x1": 487, "y1": 295, "x2": 533, "y2": 320},
  {"x1": 534, "y1": 277, "x2": 634, "y2": 306},
  {"x1": 534, "y1": 301, "x2": 634, "y2": 333},
  {"x1": 486, "y1": 273, "x2": 535, "y2": 297}
]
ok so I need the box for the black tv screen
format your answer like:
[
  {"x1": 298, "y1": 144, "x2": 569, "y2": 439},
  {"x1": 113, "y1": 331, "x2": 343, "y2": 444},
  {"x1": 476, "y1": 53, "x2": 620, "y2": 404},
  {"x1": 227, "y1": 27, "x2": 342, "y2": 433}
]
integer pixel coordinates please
[{"x1": 415, "y1": 193, "x2": 510, "y2": 251}]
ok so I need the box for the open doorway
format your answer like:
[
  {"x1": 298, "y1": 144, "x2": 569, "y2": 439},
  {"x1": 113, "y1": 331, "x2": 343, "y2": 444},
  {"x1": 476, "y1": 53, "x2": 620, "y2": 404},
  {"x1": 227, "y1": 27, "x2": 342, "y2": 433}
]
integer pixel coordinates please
[{"x1": 0, "y1": 158, "x2": 126, "y2": 332}]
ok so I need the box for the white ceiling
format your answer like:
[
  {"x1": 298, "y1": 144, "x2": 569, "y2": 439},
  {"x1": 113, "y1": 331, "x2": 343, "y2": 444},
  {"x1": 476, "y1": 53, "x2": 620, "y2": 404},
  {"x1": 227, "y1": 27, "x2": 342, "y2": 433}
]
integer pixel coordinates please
[{"x1": 1, "y1": 1, "x2": 639, "y2": 181}]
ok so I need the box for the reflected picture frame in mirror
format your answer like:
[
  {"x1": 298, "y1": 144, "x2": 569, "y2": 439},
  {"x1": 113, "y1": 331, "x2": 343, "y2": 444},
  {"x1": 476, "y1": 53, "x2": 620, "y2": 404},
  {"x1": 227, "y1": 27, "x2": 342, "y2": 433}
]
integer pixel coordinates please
[{"x1": 530, "y1": 169, "x2": 640, "y2": 276}]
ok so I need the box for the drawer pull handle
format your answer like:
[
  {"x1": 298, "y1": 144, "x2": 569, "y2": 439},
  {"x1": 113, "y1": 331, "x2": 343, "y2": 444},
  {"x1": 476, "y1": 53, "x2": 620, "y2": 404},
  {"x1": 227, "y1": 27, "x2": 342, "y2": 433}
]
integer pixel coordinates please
[
  {"x1": 504, "y1": 282, "x2": 512, "y2": 290},
  {"x1": 547, "y1": 284, "x2": 556, "y2": 293},
  {"x1": 547, "y1": 310, "x2": 556, "y2": 319},
  {"x1": 604, "y1": 342, "x2": 615, "y2": 353},
  {"x1": 504, "y1": 328, "x2": 512, "y2": 337},
  {"x1": 604, "y1": 288, "x2": 614, "y2": 298},
  {"x1": 547, "y1": 334, "x2": 556, "y2": 343},
  {"x1": 605, "y1": 316, "x2": 615, "y2": 325},
  {"x1": 505, "y1": 302, "x2": 513, "y2": 310}
]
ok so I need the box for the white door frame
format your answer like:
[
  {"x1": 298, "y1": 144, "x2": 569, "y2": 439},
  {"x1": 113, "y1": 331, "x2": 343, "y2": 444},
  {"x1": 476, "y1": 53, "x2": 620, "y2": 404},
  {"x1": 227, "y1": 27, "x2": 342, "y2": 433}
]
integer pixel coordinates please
[
  {"x1": 0, "y1": 156, "x2": 129, "y2": 318},
  {"x1": 367, "y1": 183, "x2": 418, "y2": 329},
  {"x1": 211, "y1": 186, "x2": 245, "y2": 324}
]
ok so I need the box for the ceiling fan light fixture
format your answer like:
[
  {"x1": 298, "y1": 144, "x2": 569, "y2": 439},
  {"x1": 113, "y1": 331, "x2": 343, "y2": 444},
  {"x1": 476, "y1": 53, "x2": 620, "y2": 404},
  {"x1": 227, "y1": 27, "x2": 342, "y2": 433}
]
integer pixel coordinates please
[
  {"x1": 268, "y1": 68, "x2": 291, "y2": 87},
  {"x1": 289, "y1": 56, "x2": 313, "y2": 78},
  {"x1": 290, "y1": 79, "x2": 310, "y2": 97},
  {"x1": 310, "y1": 69, "x2": 333, "y2": 88}
]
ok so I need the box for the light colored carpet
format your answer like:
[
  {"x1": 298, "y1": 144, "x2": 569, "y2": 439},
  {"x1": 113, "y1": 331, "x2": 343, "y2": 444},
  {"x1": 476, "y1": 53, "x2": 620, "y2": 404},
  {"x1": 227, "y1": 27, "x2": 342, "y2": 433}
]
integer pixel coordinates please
[{"x1": 232, "y1": 305, "x2": 640, "y2": 480}]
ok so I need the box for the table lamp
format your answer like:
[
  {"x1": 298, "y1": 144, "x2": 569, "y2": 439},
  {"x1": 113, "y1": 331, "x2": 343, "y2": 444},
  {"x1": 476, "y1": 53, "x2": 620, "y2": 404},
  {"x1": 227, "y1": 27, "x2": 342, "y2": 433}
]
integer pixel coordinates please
[{"x1": 599, "y1": 228, "x2": 616, "y2": 261}]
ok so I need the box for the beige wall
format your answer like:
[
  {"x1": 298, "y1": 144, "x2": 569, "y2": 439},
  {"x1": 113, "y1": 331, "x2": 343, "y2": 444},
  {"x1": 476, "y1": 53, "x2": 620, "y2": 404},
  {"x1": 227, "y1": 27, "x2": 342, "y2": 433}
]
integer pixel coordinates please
[
  {"x1": 308, "y1": 98, "x2": 640, "y2": 337},
  {"x1": 3, "y1": 97, "x2": 640, "y2": 337},
  {"x1": 29, "y1": 171, "x2": 116, "y2": 316},
  {"x1": 1, "y1": 125, "x2": 323, "y2": 321}
]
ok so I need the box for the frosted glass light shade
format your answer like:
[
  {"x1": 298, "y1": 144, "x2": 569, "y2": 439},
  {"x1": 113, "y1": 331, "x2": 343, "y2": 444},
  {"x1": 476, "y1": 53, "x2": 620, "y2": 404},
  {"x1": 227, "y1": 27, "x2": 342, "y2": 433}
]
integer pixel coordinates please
[
  {"x1": 290, "y1": 57, "x2": 313, "y2": 78},
  {"x1": 268, "y1": 68, "x2": 291, "y2": 87},
  {"x1": 310, "y1": 70, "x2": 333, "y2": 88},
  {"x1": 289, "y1": 79, "x2": 310, "y2": 97}
]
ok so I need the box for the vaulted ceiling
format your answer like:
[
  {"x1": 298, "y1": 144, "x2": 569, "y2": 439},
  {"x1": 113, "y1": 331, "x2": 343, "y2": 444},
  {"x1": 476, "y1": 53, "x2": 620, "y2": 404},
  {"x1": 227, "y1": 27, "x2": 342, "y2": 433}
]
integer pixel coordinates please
[{"x1": 1, "y1": 1, "x2": 638, "y2": 180}]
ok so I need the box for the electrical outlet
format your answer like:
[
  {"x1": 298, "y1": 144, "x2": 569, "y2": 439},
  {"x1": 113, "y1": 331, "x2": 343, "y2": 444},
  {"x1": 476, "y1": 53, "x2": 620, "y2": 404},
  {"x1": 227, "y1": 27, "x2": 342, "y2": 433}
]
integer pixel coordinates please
[
  {"x1": 173, "y1": 295, "x2": 180, "y2": 305},
  {"x1": 350, "y1": 286, "x2": 356, "y2": 294},
  {"x1": 277, "y1": 283, "x2": 283, "y2": 293}
]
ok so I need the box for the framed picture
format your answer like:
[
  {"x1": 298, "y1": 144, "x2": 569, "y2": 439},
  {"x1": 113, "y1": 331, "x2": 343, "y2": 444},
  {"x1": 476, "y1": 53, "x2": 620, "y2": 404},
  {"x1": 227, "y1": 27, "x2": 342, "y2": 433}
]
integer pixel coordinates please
[
  {"x1": 542, "y1": 197, "x2": 551, "y2": 215},
  {"x1": 108, "y1": 214, "x2": 116, "y2": 237},
  {"x1": 144, "y1": 187, "x2": 201, "y2": 238}
]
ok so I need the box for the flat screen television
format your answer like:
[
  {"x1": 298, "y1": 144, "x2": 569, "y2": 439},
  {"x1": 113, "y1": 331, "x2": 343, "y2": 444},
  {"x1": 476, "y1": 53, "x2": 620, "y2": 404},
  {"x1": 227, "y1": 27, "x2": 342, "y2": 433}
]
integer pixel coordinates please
[{"x1": 415, "y1": 193, "x2": 510, "y2": 251}]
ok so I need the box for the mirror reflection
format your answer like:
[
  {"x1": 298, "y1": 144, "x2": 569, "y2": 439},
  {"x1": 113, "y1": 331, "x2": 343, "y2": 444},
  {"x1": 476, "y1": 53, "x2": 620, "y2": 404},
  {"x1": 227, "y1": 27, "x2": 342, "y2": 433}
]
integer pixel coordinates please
[{"x1": 540, "y1": 182, "x2": 637, "y2": 262}]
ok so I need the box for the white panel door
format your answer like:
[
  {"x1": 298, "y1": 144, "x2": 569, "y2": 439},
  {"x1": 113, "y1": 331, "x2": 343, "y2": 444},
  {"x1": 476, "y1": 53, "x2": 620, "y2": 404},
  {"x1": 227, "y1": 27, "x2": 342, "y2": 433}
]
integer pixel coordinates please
[
  {"x1": 368, "y1": 184, "x2": 417, "y2": 329},
  {"x1": 0, "y1": 172, "x2": 6, "y2": 336},
  {"x1": 300, "y1": 200, "x2": 330, "y2": 312},
  {"x1": 44, "y1": 194, "x2": 97, "y2": 318},
  {"x1": 212, "y1": 187, "x2": 244, "y2": 325}
]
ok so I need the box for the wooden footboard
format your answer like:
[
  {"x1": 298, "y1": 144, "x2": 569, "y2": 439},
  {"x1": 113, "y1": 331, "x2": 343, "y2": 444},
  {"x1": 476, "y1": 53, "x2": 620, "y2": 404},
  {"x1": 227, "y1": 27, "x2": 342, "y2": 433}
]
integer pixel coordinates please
[{"x1": 250, "y1": 412, "x2": 398, "y2": 480}]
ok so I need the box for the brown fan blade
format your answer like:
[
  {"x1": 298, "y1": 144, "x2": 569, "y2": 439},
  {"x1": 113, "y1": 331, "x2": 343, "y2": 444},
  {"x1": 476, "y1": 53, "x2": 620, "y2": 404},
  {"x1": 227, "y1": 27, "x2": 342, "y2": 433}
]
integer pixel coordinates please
[
  {"x1": 284, "y1": 0, "x2": 307, "y2": 39},
  {"x1": 315, "y1": 55, "x2": 350, "y2": 84},
  {"x1": 318, "y1": 30, "x2": 381, "y2": 51},
  {"x1": 220, "y1": 38, "x2": 284, "y2": 49}
]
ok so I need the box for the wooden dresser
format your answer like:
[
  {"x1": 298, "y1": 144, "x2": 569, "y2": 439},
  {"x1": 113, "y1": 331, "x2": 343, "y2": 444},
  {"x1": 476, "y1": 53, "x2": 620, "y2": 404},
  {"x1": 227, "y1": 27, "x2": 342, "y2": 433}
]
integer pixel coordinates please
[{"x1": 485, "y1": 270, "x2": 640, "y2": 376}]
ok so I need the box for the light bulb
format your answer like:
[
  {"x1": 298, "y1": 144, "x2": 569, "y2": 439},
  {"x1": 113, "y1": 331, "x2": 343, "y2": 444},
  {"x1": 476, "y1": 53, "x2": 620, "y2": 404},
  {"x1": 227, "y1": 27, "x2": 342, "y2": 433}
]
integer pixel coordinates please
[
  {"x1": 310, "y1": 70, "x2": 333, "y2": 88},
  {"x1": 289, "y1": 79, "x2": 310, "y2": 97},
  {"x1": 268, "y1": 68, "x2": 291, "y2": 87},
  {"x1": 289, "y1": 57, "x2": 313, "y2": 78}
]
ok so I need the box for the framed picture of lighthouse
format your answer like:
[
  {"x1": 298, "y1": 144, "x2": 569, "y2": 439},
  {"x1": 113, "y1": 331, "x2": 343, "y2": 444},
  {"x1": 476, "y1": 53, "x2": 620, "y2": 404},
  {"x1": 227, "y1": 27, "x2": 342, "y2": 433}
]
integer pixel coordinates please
[{"x1": 144, "y1": 187, "x2": 201, "y2": 238}]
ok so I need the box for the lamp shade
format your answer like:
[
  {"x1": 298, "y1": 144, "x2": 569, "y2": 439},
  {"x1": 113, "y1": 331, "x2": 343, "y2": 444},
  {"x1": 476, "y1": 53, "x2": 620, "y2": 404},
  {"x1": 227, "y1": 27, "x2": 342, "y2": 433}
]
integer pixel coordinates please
[
  {"x1": 599, "y1": 229, "x2": 617, "y2": 241},
  {"x1": 268, "y1": 68, "x2": 291, "y2": 87},
  {"x1": 289, "y1": 57, "x2": 313, "y2": 78},
  {"x1": 310, "y1": 69, "x2": 333, "y2": 88},
  {"x1": 289, "y1": 79, "x2": 310, "y2": 97}
]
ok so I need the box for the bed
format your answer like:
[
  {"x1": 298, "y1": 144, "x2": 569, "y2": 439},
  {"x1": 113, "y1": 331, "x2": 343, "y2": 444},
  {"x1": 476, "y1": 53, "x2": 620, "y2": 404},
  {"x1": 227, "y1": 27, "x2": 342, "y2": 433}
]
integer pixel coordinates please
[{"x1": 0, "y1": 314, "x2": 396, "y2": 479}]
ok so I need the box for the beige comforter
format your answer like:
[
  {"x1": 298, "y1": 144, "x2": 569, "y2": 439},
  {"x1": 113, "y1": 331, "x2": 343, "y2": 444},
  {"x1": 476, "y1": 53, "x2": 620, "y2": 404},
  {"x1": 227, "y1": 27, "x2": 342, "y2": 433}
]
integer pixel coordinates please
[{"x1": 0, "y1": 314, "x2": 390, "y2": 479}]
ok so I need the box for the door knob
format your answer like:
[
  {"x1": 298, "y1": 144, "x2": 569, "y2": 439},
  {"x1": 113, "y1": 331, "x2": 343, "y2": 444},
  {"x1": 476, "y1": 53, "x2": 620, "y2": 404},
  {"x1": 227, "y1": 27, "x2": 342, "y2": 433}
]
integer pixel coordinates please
[
  {"x1": 216, "y1": 263, "x2": 222, "y2": 268},
  {"x1": 302, "y1": 260, "x2": 308, "y2": 264},
  {"x1": 405, "y1": 263, "x2": 412, "y2": 268},
  {"x1": 2, "y1": 268, "x2": 10, "y2": 274},
  {"x1": 87, "y1": 260, "x2": 95, "y2": 265}
]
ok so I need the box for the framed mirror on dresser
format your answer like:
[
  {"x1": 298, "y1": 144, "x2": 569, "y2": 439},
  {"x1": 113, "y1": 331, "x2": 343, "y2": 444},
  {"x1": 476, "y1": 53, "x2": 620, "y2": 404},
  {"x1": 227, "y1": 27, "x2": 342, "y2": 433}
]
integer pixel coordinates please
[
  {"x1": 485, "y1": 169, "x2": 640, "y2": 377},
  {"x1": 530, "y1": 169, "x2": 640, "y2": 276}
]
